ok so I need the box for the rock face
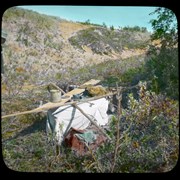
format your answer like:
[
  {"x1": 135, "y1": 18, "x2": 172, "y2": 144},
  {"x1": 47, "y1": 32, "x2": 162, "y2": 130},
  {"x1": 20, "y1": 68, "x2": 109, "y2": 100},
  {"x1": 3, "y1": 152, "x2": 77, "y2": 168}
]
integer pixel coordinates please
[{"x1": 2, "y1": 7, "x2": 150, "y2": 84}]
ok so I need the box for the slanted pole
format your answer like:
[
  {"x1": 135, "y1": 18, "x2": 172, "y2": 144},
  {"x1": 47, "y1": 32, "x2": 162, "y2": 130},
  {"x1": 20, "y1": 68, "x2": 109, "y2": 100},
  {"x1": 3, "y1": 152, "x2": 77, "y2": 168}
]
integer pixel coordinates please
[{"x1": 72, "y1": 103, "x2": 111, "y2": 141}]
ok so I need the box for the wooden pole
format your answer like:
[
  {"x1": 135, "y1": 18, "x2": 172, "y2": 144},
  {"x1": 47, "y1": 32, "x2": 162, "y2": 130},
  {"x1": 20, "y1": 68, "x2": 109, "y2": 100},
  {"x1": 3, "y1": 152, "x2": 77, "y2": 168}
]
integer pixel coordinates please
[
  {"x1": 48, "y1": 83, "x2": 66, "y2": 95},
  {"x1": 111, "y1": 85, "x2": 122, "y2": 172},
  {"x1": 72, "y1": 103, "x2": 111, "y2": 141},
  {"x1": 1, "y1": 92, "x2": 117, "y2": 119},
  {"x1": 2, "y1": 83, "x2": 141, "y2": 119}
]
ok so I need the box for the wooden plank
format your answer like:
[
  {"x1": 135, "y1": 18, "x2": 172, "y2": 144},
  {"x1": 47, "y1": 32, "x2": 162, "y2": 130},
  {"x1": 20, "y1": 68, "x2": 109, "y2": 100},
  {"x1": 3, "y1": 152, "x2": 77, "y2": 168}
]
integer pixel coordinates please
[
  {"x1": 2, "y1": 79, "x2": 101, "y2": 119},
  {"x1": 64, "y1": 88, "x2": 85, "y2": 97},
  {"x1": 80, "y1": 79, "x2": 101, "y2": 86},
  {"x1": 64, "y1": 79, "x2": 101, "y2": 97},
  {"x1": 1, "y1": 91, "x2": 117, "y2": 119}
]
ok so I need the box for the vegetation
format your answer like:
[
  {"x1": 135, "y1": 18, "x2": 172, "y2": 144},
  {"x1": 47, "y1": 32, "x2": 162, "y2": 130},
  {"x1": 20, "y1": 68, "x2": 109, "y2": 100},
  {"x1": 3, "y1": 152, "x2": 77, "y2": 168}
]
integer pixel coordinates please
[
  {"x1": 2, "y1": 82, "x2": 178, "y2": 172},
  {"x1": 122, "y1": 26, "x2": 148, "y2": 33},
  {"x1": 78, "y1": 19, "x2": 108, "y2": 28},
  {"x1": 69, "y1": 26, "x2": 150, "y2": 54},
  {"x1": 68, "y1": 54, "x2": 146, "y2": 86},
  {"x1": 145, "y1": 7, "x2": 178, "y2": 99},
  {"x1": 1, "y1": 7, "x2": 178, "y2": 172},
  {"x1": 149, "y1": 7, "x2": 177, "y2": 46},
  {"x1": 97, "y1": 82, "x2": 178, "y2": 172}
]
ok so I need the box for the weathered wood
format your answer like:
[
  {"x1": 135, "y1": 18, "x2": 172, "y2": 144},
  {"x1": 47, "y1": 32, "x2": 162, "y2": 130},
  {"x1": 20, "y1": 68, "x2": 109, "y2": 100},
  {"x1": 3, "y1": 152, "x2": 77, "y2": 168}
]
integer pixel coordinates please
[
  {"x1": 80, "y1": 79, "x2": 101, "y2": 87},
  {"x1": 1, "y1": 109, "x2": 42, "y2": 119},
  {"x1": 64, "y1": 88, "x2": 85, "y2": 97},
  {"x1": 1, "y1": 79, "x2": 112, "y2": 119},
  {"x1": 72, "y1": 103, "x2": 111, "y2": 141},
  {"x1": 64, "y1": 79, "x2": 101, "y2": 97},
  {"x1": 111, "y1": 85, "x2": 122, "y2": 172},
  {"x1": 1, "y1": 92, "x2": 116, "y2": 119}
]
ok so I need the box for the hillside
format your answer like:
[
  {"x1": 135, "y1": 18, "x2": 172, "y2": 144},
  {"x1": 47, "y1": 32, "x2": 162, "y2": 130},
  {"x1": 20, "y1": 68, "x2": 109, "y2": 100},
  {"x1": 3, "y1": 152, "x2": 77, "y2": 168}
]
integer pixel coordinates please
[
  {"x1": 1, "y1": 7, "x2": 179, "y2": 173},
  {"x1": 2, "y1": 7, "x2": 151, "y2": 85}
]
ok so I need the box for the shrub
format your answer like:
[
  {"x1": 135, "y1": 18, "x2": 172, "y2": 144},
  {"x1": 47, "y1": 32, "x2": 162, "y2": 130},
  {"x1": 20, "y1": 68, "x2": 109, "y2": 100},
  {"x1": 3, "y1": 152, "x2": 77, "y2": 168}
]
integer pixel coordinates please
[
  {"x1": 145, "y1": 47, "x2": 178, "y2": 99},
  {"x1": 96, "y1": 81, "x2": 179, "y2": 172}
]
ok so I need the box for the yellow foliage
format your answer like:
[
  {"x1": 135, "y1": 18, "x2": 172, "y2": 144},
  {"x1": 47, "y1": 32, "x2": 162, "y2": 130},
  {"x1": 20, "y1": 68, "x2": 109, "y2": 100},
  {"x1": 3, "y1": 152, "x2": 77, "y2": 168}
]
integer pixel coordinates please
[
  {"x1": 1, "y1": 83, "x2": 7, "y2": 92},
  {"x1": 16, "y1": 67, "x2": 25, "y2": 73},
  {"x1": 132, "y1": 141, "x2": 139, "y2": 149},
  {"x1": 86, "y1": 85, "x2": 107, "y2": 96}
]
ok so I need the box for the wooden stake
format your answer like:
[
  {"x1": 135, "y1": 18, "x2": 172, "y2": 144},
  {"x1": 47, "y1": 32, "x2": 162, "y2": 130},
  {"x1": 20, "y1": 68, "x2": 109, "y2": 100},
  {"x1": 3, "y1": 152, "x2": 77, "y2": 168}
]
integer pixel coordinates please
[
  {"x1": 48, "y1": 83, "x2": 66, "y2": 95},
  {"x1": 72, "y1": 103, "x2": 111, "y2": 141},
  {"x1": 111, "y1": 85, "x2": 122, "y2": 172}
]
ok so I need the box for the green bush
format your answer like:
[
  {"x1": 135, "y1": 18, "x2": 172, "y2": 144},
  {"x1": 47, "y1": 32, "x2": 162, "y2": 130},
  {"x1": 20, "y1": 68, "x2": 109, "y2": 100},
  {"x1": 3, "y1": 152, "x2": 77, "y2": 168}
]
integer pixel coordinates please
[
  {"x1": 96, "y1": 81, "x2": 179, "y2": 172},
  {"x1": 145, "y1": 47, "x2": 178, "y2": 99},
  {"x1": 146, "y1": 7, "x2": 178, "y2": 99}
]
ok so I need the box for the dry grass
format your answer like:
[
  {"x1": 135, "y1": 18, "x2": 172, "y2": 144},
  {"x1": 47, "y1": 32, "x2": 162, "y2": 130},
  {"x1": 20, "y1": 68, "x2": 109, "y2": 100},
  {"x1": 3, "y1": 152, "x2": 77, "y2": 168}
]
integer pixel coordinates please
[{"x1": 60, "y1": 21, "x2": 91, "y2": 39}]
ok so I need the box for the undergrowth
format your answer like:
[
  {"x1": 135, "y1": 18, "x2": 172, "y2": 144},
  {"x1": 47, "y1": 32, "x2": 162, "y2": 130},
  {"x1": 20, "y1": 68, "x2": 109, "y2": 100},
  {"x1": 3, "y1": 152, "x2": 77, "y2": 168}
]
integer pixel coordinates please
[{"x1": 2, "y1": 82, "x2": 179, "y2": 172}]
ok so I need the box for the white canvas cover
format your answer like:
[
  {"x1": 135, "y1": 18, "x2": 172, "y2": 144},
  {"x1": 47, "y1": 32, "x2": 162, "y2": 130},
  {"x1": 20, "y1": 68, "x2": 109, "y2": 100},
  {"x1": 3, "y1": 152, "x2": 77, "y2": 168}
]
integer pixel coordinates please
[{"x1": 46, "y1": 98, "x2": 109, "y2": 145}]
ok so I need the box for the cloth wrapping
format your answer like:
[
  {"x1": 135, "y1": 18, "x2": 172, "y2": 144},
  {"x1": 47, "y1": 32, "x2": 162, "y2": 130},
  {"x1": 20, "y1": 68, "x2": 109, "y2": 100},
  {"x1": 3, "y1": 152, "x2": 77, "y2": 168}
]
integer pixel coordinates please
[{"x1": 46, "y1": 97, "x2": 109, "y2": 145}]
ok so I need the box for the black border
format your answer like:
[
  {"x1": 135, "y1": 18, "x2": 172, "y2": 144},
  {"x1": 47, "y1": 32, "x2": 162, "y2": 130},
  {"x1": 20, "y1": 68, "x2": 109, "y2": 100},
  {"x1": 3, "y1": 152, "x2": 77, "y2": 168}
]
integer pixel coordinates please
[{"x1": 1, "y1": 0, "x2": 179, "y2": 178}]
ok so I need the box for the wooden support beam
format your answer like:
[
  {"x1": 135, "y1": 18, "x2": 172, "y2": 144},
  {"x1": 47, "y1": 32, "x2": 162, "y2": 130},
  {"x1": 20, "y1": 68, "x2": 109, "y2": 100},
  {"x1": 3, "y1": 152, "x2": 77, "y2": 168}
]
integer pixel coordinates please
[
  {"x1": 2, "y1": 79, "x2": 101, "y2": 119},
  {"x1": 1, "y1": 91, "x2": 117, "y2": 119}
]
